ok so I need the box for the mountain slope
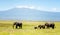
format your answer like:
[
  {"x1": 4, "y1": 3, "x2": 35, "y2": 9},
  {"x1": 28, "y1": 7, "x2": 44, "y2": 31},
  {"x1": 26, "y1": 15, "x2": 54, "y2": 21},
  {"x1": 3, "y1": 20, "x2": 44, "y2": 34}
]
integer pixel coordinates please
[{"x1": 0, "y1": 8, "x2": 60, "y2": 21}]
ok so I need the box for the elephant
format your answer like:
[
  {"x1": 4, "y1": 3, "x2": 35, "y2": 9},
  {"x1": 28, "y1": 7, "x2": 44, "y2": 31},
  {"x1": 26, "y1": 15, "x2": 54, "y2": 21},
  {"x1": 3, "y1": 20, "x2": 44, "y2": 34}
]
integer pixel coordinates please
[
  {"x1": 13, "y1": 22, "x2": 22, "y2": 29},
  {"x1": 38, "y1": 25, "x2": 45, "y2": 29},
  {"x1": 34, "y1": 26, "x2": 37, "y2": 29},
  {"x1": 45, "y1": 22, "x2": 55, "y2": 29}
]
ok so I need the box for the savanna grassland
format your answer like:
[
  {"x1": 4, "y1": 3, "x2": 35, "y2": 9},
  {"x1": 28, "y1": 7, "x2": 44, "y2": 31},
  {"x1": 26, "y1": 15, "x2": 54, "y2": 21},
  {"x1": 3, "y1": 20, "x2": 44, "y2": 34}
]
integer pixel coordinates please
[{"x1": 0, "y1": 20, "x2": 60, "y2": 35}]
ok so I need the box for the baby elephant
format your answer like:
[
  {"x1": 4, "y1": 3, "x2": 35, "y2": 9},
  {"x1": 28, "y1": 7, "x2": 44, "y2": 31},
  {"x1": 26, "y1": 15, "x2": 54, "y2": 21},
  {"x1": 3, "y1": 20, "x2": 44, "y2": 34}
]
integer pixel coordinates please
[
  {"x1": 34, "y1": 26, "x2": 37, "y2": 29},
  {"x1": 38, "y1": 25, "x2": 45, "y2": 29}
]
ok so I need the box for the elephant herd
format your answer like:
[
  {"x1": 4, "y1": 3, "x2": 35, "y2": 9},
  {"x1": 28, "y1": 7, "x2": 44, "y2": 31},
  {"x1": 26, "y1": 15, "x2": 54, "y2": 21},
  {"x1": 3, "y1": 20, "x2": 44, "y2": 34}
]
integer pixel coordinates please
[
  {"x1": 13, "y1": 22, "x2": 55, "y2": 29},
  {"x1": 34, "y1": 22, "x2": 55, "y2": 29}
]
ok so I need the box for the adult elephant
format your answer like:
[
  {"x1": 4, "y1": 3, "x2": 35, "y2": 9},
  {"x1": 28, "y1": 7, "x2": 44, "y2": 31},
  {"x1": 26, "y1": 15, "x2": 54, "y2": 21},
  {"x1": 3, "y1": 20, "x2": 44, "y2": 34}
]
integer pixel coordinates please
[
  {"x1": 45, "y1": 22, "x2": 55, "y2": 29},
  {"x1": 13, "y1": 22, "x2": 22, "y2": 29}
]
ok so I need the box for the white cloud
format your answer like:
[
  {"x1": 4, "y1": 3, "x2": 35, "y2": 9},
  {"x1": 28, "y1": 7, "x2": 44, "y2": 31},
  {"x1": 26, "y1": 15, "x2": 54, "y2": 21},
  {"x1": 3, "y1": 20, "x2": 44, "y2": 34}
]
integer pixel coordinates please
[
  {"x1": 16, "y1": 5, "x2": 44, "y2": 11},
  {"x1": 16, "y1": 5, "x2": 60, "y2": 12},
  {"x1": 16, "y1": 5, "x2": 35, "y2": 9}
]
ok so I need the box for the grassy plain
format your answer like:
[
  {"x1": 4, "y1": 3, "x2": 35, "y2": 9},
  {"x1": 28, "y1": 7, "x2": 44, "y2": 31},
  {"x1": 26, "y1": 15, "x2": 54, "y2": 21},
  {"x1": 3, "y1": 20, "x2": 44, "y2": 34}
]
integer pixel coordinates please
[{"x1": 0, "y1": 20, "x2": 60, "y2": 35}]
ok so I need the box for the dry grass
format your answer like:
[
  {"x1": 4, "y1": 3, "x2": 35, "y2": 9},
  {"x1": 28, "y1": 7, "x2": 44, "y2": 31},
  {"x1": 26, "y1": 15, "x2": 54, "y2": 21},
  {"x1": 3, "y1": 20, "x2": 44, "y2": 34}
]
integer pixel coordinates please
[{"x1": 0, "y1": 20, "x2": 60, "y2": 35}]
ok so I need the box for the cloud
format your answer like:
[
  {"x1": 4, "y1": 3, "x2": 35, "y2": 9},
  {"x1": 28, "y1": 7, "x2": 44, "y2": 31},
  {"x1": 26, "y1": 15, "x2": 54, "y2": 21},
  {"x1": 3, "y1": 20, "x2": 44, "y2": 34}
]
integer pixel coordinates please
[
  {"x1": 16, "y1": 5, "x2": 59, "y2": 12},
  {"x1": 16, "y1": 5, "x2": 44, "y2": 11},
  {"x1": 16, "y1": 5, "x2": 35, "y2": 9}
]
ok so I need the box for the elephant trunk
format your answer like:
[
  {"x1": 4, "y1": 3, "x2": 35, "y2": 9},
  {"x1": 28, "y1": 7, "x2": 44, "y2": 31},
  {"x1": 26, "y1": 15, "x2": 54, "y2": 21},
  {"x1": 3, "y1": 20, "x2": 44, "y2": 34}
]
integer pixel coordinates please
[
  {"x1": 13, "y1": 24, "x2": 15, "y2": 29},
  {"x1": 13, "y1": 25, "x2": 14, "y2": 29},
  {"x1": 13, "y1": 22, "x2": 16, "y2": 29}
]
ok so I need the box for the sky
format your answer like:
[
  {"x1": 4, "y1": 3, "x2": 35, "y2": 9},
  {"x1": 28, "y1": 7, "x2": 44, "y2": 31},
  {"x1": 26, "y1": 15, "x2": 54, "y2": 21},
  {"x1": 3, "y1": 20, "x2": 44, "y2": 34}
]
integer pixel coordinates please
[
  {"x1": 0, "y1": 0, "x2": 60, "y2": 12},
  {"x1": 0, "y1": 0, "x2": 60, "y2": 21}
]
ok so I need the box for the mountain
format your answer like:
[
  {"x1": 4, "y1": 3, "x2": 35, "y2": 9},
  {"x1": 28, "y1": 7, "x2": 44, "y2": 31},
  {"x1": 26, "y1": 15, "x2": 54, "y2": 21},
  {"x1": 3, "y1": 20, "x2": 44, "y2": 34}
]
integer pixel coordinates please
[{"x1": 0, "y1": 8, "x2": 60, "y2": 21}]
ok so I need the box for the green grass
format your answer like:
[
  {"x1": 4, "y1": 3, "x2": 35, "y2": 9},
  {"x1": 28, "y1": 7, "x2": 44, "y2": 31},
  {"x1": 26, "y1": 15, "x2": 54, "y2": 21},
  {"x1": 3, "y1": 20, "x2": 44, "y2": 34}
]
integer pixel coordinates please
[{"x1": 0, "y1": 20, "x2": 60, "y2": 35}]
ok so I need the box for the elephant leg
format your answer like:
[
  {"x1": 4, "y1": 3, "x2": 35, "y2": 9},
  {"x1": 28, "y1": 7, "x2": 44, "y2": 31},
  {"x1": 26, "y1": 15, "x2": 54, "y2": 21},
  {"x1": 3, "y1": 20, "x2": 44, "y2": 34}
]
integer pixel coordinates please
[
  {"x1": 40, "y1": 27, "x2": 41, "y2": 29},
  {"x1": 16, "y1": 26, "x2": 18, "y2": 29},
  {"x1": 43, "y1": 27, "x2": 45, "y2": 29},
  {"x1": 47, "y1": 26, "x2": 50, "y2": 29},
  {"x1": 21, "y1": 26, "x2": 22, "y2": 29},
  {"x1": 52, "y1": 26, "x2": 54, "y2": 29},
  {"x1": 46, "y1": 26, "x2": 50, "y2": 29},
  {"x1": 18, "y1": 26, "x2": 22, "y2": 29},
  {"x1": 20, "y1": 25, "x2": 22, "y2": 29}
]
